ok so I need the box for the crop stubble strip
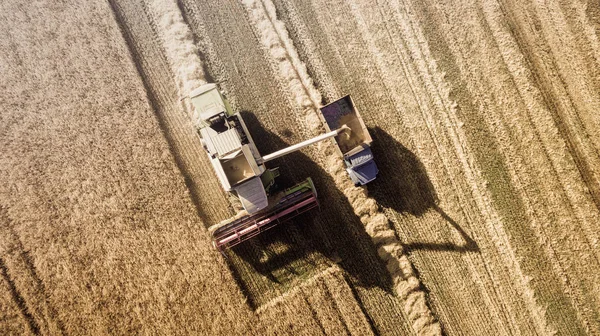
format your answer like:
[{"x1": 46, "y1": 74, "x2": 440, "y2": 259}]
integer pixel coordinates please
[
  {"x1": 466, "y1": 0, "x2": 592, "y2": 328},
  {"x1": 497, "y1": 0, "x2": 600, "y2": 214},
  {"x1": 478, "y1": 0, "x2": 600, "y2": 327},
  {"x1": 395, "y1": 0, "x2": 514, "y2": 332},
  {"x1": 239, "y1": 0, "x2": 441, "y2": 334},
  {"x1": 379, "y1": 0, "x2": 558, "y2": 333},
  {"x1": 406, "y1": 0, "x2": 589, "y2": 334},
  {"x1": 421, "y1": 0, "x2": 600, "y2": 332},
  {"x1": 534, "y1": 0, "x2": 600, "y2": 147},
  {"x1": 490, "y1": 0, "x2": 600, "y2": 268}
]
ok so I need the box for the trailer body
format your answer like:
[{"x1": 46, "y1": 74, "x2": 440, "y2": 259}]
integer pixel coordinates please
[{"x1": 319, "y1": 96, "x2": 378, "y2": 185}]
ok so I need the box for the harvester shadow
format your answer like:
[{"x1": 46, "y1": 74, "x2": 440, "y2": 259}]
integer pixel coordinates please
[
  {"x1": 225, "y1": 111, "x2": 394, "y2": 304},
  {"x1": 367, "y1": 127, "x2": 479, "y2": 253}
]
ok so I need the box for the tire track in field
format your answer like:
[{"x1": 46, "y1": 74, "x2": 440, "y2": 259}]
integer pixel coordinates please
[
  {"x1": 418, "y1": 0, "x2": 600, "y2": 332},
  {"x1": 527, "y1": 0, "x2": 600, "y2": 209},
  {"x1": 457, "y1": 1, "x2": 596, "y2": 331},
  {"x1": 240, "y1": 0, "x2": 441, "y2": 334},
  {"x1": 258, "y1": 266, "x2": 375, "y2": 336},
  {"x1": 527, "y1": 0, "x2": 600, "y2": 221},
  {"x1": 480, "y1": 0, "x2": 600, "y2": 329},
  {"x1": 0, "y1": 263, "x2": 32, "y2": 335},
  {"x1": 496, "y1": 0, "x2": 600, "y2": 259},
  {"x1": 0, "y1": 258, "x2": 39, "y2": 335},
  {"x1": 0, "y1": 207, "x2": 65, "y2": 335},
  {"x1": 498, "y1": 0, "x2": 600, "y2": 216}
]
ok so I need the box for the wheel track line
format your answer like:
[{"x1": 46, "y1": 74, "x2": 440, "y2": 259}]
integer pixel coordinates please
[
  {"x1": 299, "y1": 276, "x2": 351, "y2": 335},
  {"x1": 534, "y1": 0, "x2": 600, "y2": 154},
  {"x1": 531, "y1": 0, "x2": 600, "y2": 210},
  {"x1": 0, "y1": 257, "x2": 39, "y2": 336},
  {"x1": 420, "y1": 0, "x2": 590, "y2": 333},
  {"x1": 432, "y1": 0, "x2": 597, "y2": 331},
  {"x1": 480, "y1": 0, "x2": 600, "y2": 331},
  {"x1": 482, "y1": 0, "x2": 600, "y2": 270},
  {"x1": 324, "y1": 270, "x2": 377, "y2": 335},
  {"x1": 479, "y1": 0, "x2": 600, "y2": 330},
  {"x1": 0, "y1": 257, "x2": 34, "y2": 335},
  {"x1": 240, "y1": 0, "x2": 441, "y2": 334},
  {"x1": 499, "y1": 0, "x2": 600, "y2": 215},
  {"x1": 0, "y1": 207, "x2": 65, "y2": 335},
  {"x1": 383, "y1": 0, "x2": 554, "y2": 333},
  {"x1": 496, "y1": 0, "x2": 600, "y2": 254}
]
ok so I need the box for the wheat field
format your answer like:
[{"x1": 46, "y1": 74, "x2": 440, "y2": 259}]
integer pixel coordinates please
[{"x1": 1, "y1": 0, "x2": 599, "y2": 335}]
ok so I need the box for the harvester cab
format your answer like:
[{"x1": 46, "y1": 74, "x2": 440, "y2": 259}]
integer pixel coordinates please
[{"x1": 190, "y1": 84, "x2": 377, "y2": 252}]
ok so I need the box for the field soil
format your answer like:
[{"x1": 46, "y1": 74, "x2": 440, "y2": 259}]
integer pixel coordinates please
[{"x1": 1, "y1": 0, "x2": 600, "y2": 335}]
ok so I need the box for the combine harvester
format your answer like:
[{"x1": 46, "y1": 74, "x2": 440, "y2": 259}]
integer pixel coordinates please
[{"x1": 189, "y1": 84, "x2": 378, "y2": 252}]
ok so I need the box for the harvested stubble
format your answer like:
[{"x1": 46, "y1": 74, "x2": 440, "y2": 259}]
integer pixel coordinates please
[{"x1": 258, "y1": 265, "x2": 375, "y2": 335}]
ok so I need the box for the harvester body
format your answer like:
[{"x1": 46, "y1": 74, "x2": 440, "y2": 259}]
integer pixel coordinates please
[{"x1": 190, "y1": 84, "x2": 377, "y2": 252}]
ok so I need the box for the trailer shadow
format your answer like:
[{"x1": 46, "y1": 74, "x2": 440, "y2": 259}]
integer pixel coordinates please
[
  {"x1": 367, "y1": 126, "x2": 478, "y2": 254},
  {"x1": 224, "y1": 111, "x2": 394, "y2": 306}
]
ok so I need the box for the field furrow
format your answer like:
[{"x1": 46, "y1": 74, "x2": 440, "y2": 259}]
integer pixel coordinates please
[
  {"x1": 0, "y1": 218, "x2": 64, "y2": 335},
  {"x1": 0, "y1": 262, "x2": 33, "y2": 336}
]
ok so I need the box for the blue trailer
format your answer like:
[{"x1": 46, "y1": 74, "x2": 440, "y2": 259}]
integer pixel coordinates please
[{"x1": 319, "y1": 96, "x2": 378, "y2": 186}]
